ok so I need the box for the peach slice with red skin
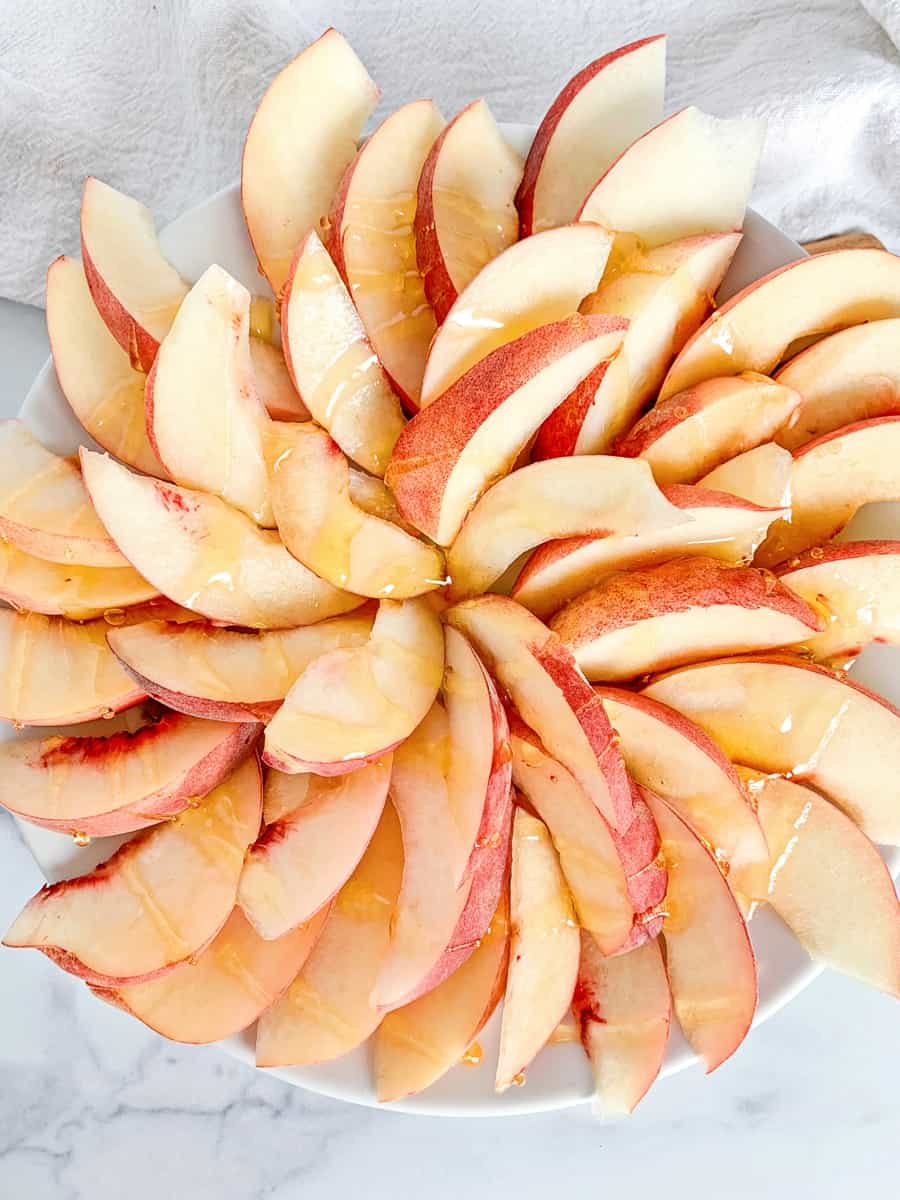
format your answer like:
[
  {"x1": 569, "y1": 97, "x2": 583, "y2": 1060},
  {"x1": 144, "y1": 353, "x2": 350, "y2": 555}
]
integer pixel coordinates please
[
  {"x1": 644, "y1": 789, "x2": 757, "y2": 1072},
  {"x1": 280, "y1": 230, "x2": 405, "y2": 476},
  {"x1": 326, "y1": 99, "x2": 444, "y2": 410},
  {"x1": 238, "y1": 756, "x2": 391, "y2": 940},
  {"x1": 614, "y1": 373, "x2": 801, "y2": 484},
  {"x1": 263, "y1": 597, "x2": 444, "y2": 775},
  {"x1": 386, "y1": 315, "x2": 626, "y2": 546},
  {"x1": 419, "y1": 223, "x2": 613, "y2": 406},
  {"x1": 446, "y1": 455, "x2": 684, "y2": 599},
  {"x1": 3, "y1": 757, "x2": 263, "y2": 986},
  {"x1": 0, "y1": 540, "x2": 158, "y2": 619},
  {"x1": 517, "y1": 36, "x2": 666, "y2": 236},
  {"x1": 777, "y1": 541, "x2": 900, "y2": 660},
  {"x1": 495, "y1": 809, "x2": 580, "y2": 1092},
  {"x1": 107, "y1": 611, "x2": 375, "y2": 723},
  {"x1": 573, "y1": 932, "x2": 671, "y2": 1116},
  {"x1": 0, "y1": 710, "x2": 259, "y2": 836},
  {"x1": 415, "y1": 99, "x2": 522, "y2": 321},
  {"x1": 255, "y1": 802, "x2": 404, "y2": 1068},
  {"x1": 551, "y1": 556, "x2": 823, "y2": 682},
  {"x1": 645, "y1": 654, "x2": 900, "y2": 846},
  {"x1": 91, "y1": 906, "x2": 328, "y2": 1044},
  {"x1": 610, "y1": 786, "x2": 667, "y2": 953},
  {"x1": 699, "y1": 442, "x2": 793, "y2": 510},
  {"x1": 660, "y1": 248, "x2": 900, "y2": 401},
  {"x1": 80, "y1": 449, "x2": 362, "y2": 629},
  {"x1": 265, "y1": 421, "x2": 446, "y2": 598},
  {"x1": 241, "y1": 28, "x2": 380, "y2": 295}
]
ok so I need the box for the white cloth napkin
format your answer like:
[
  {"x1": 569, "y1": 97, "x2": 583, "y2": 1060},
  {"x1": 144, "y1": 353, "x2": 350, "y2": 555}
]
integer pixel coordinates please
[{"x1": 1, "y1": 0, "x2": 897, "y2": 307}]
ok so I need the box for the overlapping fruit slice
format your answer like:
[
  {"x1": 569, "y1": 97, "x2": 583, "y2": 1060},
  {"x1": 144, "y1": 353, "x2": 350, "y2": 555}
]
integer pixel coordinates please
[
  {"x1": 0, "y1": 540, "x2": 157, "y2": 619},
  {"x1": 699, "y1": 442, "x2": 793, "y2": 509}
]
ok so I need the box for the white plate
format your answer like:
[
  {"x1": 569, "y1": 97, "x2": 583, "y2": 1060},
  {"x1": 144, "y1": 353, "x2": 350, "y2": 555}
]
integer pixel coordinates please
[{"x1": 9, "y1": 123, "x2": 900, "y2": 1117}]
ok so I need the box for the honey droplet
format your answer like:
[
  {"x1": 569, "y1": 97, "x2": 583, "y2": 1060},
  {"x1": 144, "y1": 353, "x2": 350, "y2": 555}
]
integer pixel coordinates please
[
  {"x1": 103, "y1": 607, "x2": 127, "y2": 626},
  {"x1": 460, "y1": 1041, "x2": 483, "y2": 1067},
  {"x1": 101, "y1": 707, "x2": 116, "y2": 720},
  {"x1": 511, "y1": 1071, "x2": 526, "y2": 1088},
  {"x1": 11, "y1": 719, "x2": 24, "y2": 731},
  {"x1": 250, "y1": 295, "x2": 277, "y2": 344},
  {"x1": 72, "y1": 831, "x2": 91, "y2": 847}
]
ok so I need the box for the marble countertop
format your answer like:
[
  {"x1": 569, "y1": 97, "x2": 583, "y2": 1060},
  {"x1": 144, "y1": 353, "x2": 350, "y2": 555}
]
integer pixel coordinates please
[{"x1": 1, "y1": 297, "x2": 897, "y2": 1199}]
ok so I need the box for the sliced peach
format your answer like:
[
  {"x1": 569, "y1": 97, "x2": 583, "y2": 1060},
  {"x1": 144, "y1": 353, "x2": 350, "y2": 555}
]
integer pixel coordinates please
[
  {"x1": 660, "y1": 248, "x2": 900, "y2": 400},
  {"x1": 80, "y1": 177, "x2": 189, "y2": 371},
  {"x1": 699, "y1": 442, "x2": 793, "y2": 509},
  {"x1": 645, "y1": 654, "x2": 900, "y2": 846},
  {"x1": 241, "y1": 28, "x2": 379, "y2": 294},
  {"x1": 386, "y1": 315, "x2": 626, "y2": 546},
  {"x1": 263, "y1": 597, "x2": 443, "y2": 775},
  {"x1": 611, "y1": 787, "x2": 667, "y2": 950},
  {"x1": 512, "y1": 485, "x2": 786, "y2": 619},
  {"x1": 416, "y1": 99, "x2": 522, "y2": 321},
  {"x1": 644, "y1": 790, "x2": 757, "y2": 1072},
  {"x1": 249, "y1": 338, "x2": 309, "y2": 422},
  {"x1": 419, "y1": 223, "x2": 613, "y2": 405},
  {"x1": 552, "y1": 557, "x2": 822, "y2": 681},
  {"x1": 447, "y1": 456, "x2": 684, "y2": 598},
  {"x1": 495, "y1": 809, "x2": 580, "y2": 1091},
  {"x1": 261, "y1": 771, "x2": 310, "y2": 826},
  {"x1": 3, "y1": 758, "x2": 262, "y2": 985},
  {"x1": 238, "y1": 756, "x2": 391, "y2": 940},
  {"x1": 280, "y1": 230, "x2": 405, "y2": 476},
  {"x1": 255, "y1": 802, "x2": 404, "y2": 1067},
  {"x1": 80, "y1": 450, "x2": 361, "y2": 629},
  {"x1": 46, "y1": 256, "x2": 162, "y2": 474},
  {"x1": 107, "y1": 611, "x2": 374, "y2": 722},
  {"x1": 326, "y1": 100, "x2": 444, "y2": 409},
  {"x1": 578, "y1": 107, "x2": 764, "y2": 245},
  {"x1": 265, "y1": 422, "x2": 446, "y2": 598},
  {"x1": 517, "y1": 36, "x2": 666, "y2": 236},
  {"x1": 775, "y1": 318, "x2": 900, "y2": 449},
  {"x1": 92, "y1": 906, "x2": 327, "y2": 1044},
  {"x1": 574, "y1": 932, "x2": 671, "y2": 1115},
  {"x1": 0, "y1": 540, "x2": 157, "y2": 619},
  {"x1": 146, "y1": 266, "x2": 272, "y2": 525},
  {"x1": 0, "y1": 421, "x2": 128, "y2": 567}
]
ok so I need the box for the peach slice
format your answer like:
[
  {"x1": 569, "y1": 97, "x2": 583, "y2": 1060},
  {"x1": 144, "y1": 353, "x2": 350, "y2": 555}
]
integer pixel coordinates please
[
  {"x1": 80, "y1": 177, "x2": 190, "y2": 371},
  {"x1": 263, "y1": 597, "x2": 443, "y2": 775},
  {"x1": 249, "y1": 339, "x2": 309, "y2": 422},
  {"x1": 238, "y1": 756, "x2": 391, "y2": 940},
  {"x1": 241, "y1": 28, "x2": 379, "y2": 294},
  {"x1": 0, "y1": 540, "x2": 157, "y2": 619},
  {"x1": 3, "y1": 757, "x2": 262, "y2": 985},
  {"x1": 255, "y1": 802, "x2": 404, "y2": 1067},
  {"x1": 534, "y1": 233, "x2": 742, "y2": 458},
  {"x1": 699, "y1": 442, "x2": 793, "y2": 509},
  {"x1": 508, "y1": 714, "x2": 633, "y2": 954},
  {"x1": 511, "y1": 485, "x2": 786, "y2": 619},
  {"x1": 756, "y1": 417, "x2": 900, "y2": 566},
  {"x1": 419, "y1": 223, "x2": 613, "y2": 405},
  {"x1": 777, "y1": 542, "x2": 900, "y2": 660},
  {"x1": 742, "y1": 772, "x2": 900, "y2": 996},
  {"x1": 375, "y1": 890, "x2": 510, "y2": 1102},
  {"x1": 416, "y1": 99, "x2": 523, "y2": 321},
  {"x1": 611, "y1": 787, "x2": 667, "y2": 951},
  {"x1": 495, "y1": 809, "x2": 580, "y2": 1091},
  {"x1": 326, "y1": 99, "x2": 445, "y2": 410},
  {"x1": 644, "y1": 790, "x2": 757, "y2": 1072},
  {"x1": 660, "y1": 248, "x2": 900, "y2": 401},
  {"x1": 280, "y1": 231, "x2": 405, "y2": 476},
  {"x1": 0, "y1": 609, "x2": 146, "y2": 726},
  {"x1": 551, "y1": 557, "x2": 823, "y2": 682},
  {"x1": 261, "y1": 771, "x2": 309, "y2": 826},
  {"x1": 92, "y1": 906, "x2": 327, "y2": 1044},
  {"x1": 265, "y1": 422, "x2": 446, "y2": 598},
  {"x1": 80, "y1": 449, "x2": 361, "y2": 629},
  {"x1": 446, "y1": 595, "x2": 634, "y2": 833},
  {"x1": 598, "y1": 688, "x2": 769, "y2": 899},
  {"x1": 578, "y1": 107, "x2": 764, "y2": 245},
  {"x1": 517, "y1": 36, "x2": 666, "y2": 236},
  {"x1": 46, "y1": 256, "x2": 163, "y2": 474},
  {"x1": 447, "y1": 456, "x2": 684, "y2": 598},
  {"x1": 0, "y1": 710, "x2": 259, "y2": 836},
  {"x1": 775, "y1": 318, "x2": 900, "y2": 449},
  {"x1": 644, "y1": 654, "x2": 900, "y2": 846},
  {"x1": 146, "y1": 266, "x2": 272, "y2": 525},
  {"x1": 107, "y1": 611, "x2": 374, "y2": 722},
  {"x1": 0, "y1": 421, "x2": 128, "y2": 568},
  {"x1": 386, "y1": 315, "x2": 627, "y2": 546},
  {"x1": 573, "y1": 932, "x2": 671, "y2": 1116},
  {"x1": 615, "y1": 374, "x2": 801, "y2": 484}
]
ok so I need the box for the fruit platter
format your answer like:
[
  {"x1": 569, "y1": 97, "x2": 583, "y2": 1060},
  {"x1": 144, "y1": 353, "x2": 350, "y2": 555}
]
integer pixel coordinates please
[{"x1": 1, "y1": 28, "x2": 898, "y2": 1117}]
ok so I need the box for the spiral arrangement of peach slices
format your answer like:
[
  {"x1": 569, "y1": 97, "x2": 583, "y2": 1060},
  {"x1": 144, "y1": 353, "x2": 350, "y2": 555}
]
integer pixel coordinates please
[{"x1": 1, "y1": 27, "x2": 900, "y2": 1114}]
